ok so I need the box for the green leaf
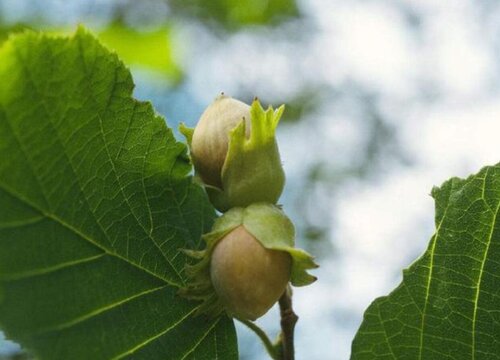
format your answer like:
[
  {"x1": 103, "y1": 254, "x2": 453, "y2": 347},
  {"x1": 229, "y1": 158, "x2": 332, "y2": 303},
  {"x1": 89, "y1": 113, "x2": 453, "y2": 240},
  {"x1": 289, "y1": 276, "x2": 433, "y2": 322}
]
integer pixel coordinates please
[
  {"x1": 351, "y1": 164, "x2": 500, "y2": 359},
  {"x1": 0, "y1": 23, "x2": 182, "y2": 82},
  {"x1": 0, "y1": 28, "x2": 237, "y2": 359}
]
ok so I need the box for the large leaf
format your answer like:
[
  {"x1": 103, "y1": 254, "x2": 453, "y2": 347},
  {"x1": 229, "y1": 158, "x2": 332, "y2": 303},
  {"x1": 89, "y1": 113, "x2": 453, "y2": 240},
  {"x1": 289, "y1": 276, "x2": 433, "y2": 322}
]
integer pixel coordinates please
[
  {"x1": 352, "y1": 164, "x2": 500, "y2": 359},
  {"x1": 0, "y1": 28, "x2": 237, "y2": 359}
]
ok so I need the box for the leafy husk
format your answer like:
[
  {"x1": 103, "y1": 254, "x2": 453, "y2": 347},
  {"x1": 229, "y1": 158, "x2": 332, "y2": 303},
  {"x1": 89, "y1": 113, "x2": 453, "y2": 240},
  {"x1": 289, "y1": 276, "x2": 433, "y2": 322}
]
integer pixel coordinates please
[
  {"x1": 180, "y1": 99, "x2": 285, "y2": 212},
  {"x1": 179, "y1": 203, "x2": 318, "y2": 317}
]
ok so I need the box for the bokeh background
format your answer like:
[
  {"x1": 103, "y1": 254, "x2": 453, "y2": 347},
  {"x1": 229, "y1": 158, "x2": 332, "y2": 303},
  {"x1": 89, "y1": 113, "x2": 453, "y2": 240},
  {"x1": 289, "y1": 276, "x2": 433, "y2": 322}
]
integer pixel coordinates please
[{"x1": 0, "y1": 0, "x2": 499, "y2": 359}]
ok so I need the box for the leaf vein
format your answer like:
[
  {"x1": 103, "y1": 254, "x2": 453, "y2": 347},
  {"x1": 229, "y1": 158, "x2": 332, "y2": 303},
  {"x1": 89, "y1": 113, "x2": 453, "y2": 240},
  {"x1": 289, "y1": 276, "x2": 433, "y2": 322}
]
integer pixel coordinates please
[
  {"x1": 0, "y1": 182, "x2": 176, "y2": 286},
  {"x1": 0, "y1": 215, "x2": 45, "y2": 229},
  {"x1": 110, "y1": 307, "x2": 198, "y2": 359},
  {"x1": 0, "y1": 253, "x2": 105, "y2": 281},
  {"x1": 471, "y1": 195, "x2": 500, "y2": 359},
  {"x1": 36, "y1": 284, "x2": 168, "y2": 335}
]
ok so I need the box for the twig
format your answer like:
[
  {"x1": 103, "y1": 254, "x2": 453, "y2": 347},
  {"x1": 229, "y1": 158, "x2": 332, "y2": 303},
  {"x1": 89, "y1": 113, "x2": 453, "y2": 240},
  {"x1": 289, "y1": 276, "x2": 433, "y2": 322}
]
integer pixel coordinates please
[
  {"x1": 278, "y1": 286, "x2": 298, "y2": 360},
  {"x1": 237, "y1": 317, "x2": 280, "y2": 360}
]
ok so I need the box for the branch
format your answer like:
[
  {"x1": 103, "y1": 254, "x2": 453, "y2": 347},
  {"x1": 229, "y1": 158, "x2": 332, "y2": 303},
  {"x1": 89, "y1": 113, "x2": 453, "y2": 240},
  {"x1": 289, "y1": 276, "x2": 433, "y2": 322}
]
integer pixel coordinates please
[{"x1": 278, "y1": 286, "x2": 298, "y2": 360}]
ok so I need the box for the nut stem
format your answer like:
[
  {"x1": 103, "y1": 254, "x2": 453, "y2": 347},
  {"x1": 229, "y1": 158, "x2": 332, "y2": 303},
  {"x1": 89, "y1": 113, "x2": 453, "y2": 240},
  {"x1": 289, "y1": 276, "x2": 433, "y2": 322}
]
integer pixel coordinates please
[
  {"x1": 278, "y1": 286, "x2": 298, "y2": 360},
  {"x1": 237, "y1": 318, "x2": 280, "y2": 360}
]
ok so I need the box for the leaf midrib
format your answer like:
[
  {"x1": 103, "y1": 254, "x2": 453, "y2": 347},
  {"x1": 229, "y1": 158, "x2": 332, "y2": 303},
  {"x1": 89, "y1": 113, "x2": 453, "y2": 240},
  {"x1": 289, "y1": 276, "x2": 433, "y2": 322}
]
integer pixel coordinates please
[
  {"x1": 417, "y1": 199, "x2": 453, "y2": 360},
  {"x1": 0, "y1": 181, "x2": 173, "y2": 286}
]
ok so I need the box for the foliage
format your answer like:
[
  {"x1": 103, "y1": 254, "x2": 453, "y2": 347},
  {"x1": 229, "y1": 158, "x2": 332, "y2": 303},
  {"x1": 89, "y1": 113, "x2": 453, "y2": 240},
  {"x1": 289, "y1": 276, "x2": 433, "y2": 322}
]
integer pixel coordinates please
[
  {"x1": 0, "y1": 28, "x2": 236, "y2": 359},
  {"x1": 97, "y1": 22, "x2": 182, "y2": 82},
  {"x1": 352, "y1": 163, "x2": 500, "y2": 359},
  {"x1": 168, "y1": 0, "x2": 299, "y2": 30},
  {"x1": 0, "y1": 23, "x2": 181, "y2": 82}
]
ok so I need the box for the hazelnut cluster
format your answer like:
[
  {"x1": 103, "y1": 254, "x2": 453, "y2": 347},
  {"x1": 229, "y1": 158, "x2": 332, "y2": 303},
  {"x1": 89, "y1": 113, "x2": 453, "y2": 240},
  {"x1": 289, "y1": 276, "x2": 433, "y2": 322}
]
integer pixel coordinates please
[{"x1": 180, "y1": 95, "x2": 317, "y2": 320}]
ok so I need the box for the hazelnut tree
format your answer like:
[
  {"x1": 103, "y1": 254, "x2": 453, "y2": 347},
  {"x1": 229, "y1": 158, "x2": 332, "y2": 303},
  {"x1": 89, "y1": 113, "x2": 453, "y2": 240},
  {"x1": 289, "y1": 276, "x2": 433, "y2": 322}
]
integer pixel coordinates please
[{"x1": 2, "y1": 28, "x2": 500, "y2": 360}]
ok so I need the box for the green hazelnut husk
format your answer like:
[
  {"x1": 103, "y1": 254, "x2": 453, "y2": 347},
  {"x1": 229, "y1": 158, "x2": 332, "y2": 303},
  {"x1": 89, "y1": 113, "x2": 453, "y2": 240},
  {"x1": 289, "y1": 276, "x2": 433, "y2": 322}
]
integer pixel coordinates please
[
  {"x1": 179, "y1": 203, "x2": 318, "y2": 320},
  {"x1": 180, "y1": 95, "x2": 286, "y2": 212}
]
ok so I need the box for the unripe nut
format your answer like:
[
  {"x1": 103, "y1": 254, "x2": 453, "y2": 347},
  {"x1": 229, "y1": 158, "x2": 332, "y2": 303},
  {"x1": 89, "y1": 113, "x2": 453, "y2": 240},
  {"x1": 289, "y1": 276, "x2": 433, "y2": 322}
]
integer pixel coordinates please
[
  {"x1": 210, "y1": 225, "x2": 291, "y2": 320},
  {"x1": 191, "y1": 95, "x2": 250, "y2": 188},
  {"x1": 180, "y1": 203, "x2": 318, "y2": 318}
]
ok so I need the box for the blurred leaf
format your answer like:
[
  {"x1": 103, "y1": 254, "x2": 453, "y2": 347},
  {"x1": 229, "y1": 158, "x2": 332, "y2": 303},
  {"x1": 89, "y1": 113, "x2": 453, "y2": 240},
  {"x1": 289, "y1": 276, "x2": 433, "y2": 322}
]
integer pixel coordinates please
[
  {"x1": 98, "y1": 22, "x2": 182, "y2": 82},
  {"x1": 1, "y1": 23, "x2": 183, "y2": 83},
  {"x1": 276, "y1": 87, "x2": 327, "y2": 124},
  {"x1": 0, "y1": 28, "x2": 237, "y2": 359},
  {"x1": 352, "y1": 164, "x2": 500, "y2": 359},
  {"x1": 169, "y1": 0, "x2": 300, "y2": 30}
]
